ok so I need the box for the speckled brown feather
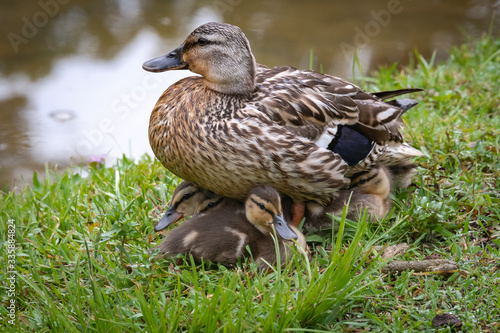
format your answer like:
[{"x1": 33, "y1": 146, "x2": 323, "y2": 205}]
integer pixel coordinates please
[{"x1": 149, "y1": 75, "x2": 349, "y2": 204}]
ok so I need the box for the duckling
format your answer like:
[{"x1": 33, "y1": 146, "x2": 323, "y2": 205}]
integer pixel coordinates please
[
  {"x1": 347, "y1": 164, "x2": 392, "y2": 218},
  {"x1": 157, "y1": 185, "x2": 307, "y2": 270},
  {"x1": 387, "y1": 161, "x2": 419, "y2": 190},
  {"x1": 304, "y1": 164, "x2": 393, "y2": 232},
  {"x1": 154, "y1": 181, "x2": 223, "y2": 232},
  {"x1": 143, "y1": 22, "x2": 423, "y2": 223}
]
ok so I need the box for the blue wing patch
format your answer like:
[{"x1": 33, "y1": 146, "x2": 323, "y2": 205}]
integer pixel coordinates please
[{"x1": 328, "y1": 126, "x2": 375, "y2": 166}]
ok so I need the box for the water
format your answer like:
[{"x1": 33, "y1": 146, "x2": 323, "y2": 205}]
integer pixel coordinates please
[{"x1": 1, "y1": 0, "x2": 499, "y2": 189}]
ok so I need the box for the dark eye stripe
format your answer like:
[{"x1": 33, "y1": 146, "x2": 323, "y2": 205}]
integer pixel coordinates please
[
  {"x1": 349, "y1": 174, "x2": 377, "y2": 189},
  {"x1": 199, "y1": 197, "x2": 224, "y2": 213},
  {"x1": 250, "y1": 198, "x2": 275, "y2": 216},
  {"x1": 173, "y1": 190, "x2": 199, "y2": 208},
  {"x1": 197, "y1": 37, "x2": 210, "y2": 45}
]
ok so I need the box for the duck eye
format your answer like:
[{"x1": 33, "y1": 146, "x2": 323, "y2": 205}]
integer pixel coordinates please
[
  {"x1": 207, "y1": 202, "x2": 215, "y2": 208},
  {"x1": 358, "y1": 178, "x2": 367, "y2": 185},
  {"x1": 258, "y1": 203, "x2": 265, "y2": 210},
  {"x1": 182, "y1": 193, "x2": 193, "y2": 200},
  {"x1": 197, "y1": 37, "x2": 209, "y2": 46}
]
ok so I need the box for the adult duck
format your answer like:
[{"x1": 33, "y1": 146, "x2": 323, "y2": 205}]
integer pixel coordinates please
[{"x1": 143, "y1": 22, "x2": 422, "y2": 214}]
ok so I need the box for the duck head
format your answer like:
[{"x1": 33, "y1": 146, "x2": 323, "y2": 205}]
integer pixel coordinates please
[
  {"x1": 143, "y1": 22, "x2": 257, "y2": 96},
  {"x1": 349, "y1": 164, "x2": 392, "y2": 198},
  {"x1": 155, "y1": 181, "x2": 223, "y2": 232},
  {"x1": 245, "y1": 185, "x2": 298, "y2": 241}
]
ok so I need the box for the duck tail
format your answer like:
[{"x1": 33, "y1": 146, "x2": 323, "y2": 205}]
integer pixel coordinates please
[
  {"x1": 373, "y1": 88, "x2": 423, "y2": 114},
  {"x1": 373, "y1": 88, "x2": 424, "y2": 100},
  {"x1": 385, "y1": 98, "x2": 419, "y2": 113}
]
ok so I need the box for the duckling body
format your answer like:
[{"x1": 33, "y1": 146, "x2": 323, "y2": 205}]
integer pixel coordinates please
[
  {"x1": 157, "y1": 185, "x2": 307, "y2": 269},
  {"x1": 304, "y1": 164, "x2": 393, "y2": 232},
  {"x1": 145, "y1": 22, "x2": 422, "y2": 205}
]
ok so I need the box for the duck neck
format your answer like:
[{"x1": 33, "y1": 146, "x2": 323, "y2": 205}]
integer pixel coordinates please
[
  {"x1": 252, "y1": 223, "x2": 271, "y2": 236},
  {"x1": 201, "y1": 36, "x2": 257, "y2": 96},
  {"x1": 203, "y1": 59, "x2": 256, "y2": 96}
]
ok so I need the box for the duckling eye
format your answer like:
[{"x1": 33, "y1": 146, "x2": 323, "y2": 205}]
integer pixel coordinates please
[
  {"x1": 258, "y1": 203, "x2": 265, "y2": 210},
  {"x1": 182, "y1": 193, "x2": 193, "y2": 200},
  {"x1": 197, "y1": 37, "x2": 209, "y2": 46},
  {"x1": 207, "y1": 202, "x2": 216, "y2": 208},
  {"x1": 358, "y1": 178, "x2": 367, "y2": 185}
]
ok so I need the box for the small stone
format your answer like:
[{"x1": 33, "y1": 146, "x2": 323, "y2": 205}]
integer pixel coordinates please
[
  {"x1": 379, "y1": 243, "x2": 408, "y2": 258},
  {"x1": 432, "y1": 313, "x2": 462, "y2": 329}
]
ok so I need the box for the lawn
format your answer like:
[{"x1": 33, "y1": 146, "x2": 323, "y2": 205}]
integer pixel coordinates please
[{"x1": 1, "y1": 34, "x2": 499, "y2": 332}]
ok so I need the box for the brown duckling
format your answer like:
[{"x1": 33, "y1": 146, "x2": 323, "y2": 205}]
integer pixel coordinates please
[
  {"x1": 157, "y1": 185, "x2": 307, "y2": 269},
  {"x1": 304, "y1": 164, "x2": 392, "y2": 232},
  {"x1": 387, "y1": 161, "x2": 419, "y2": 191},
  {"x1": 154, "y1": 181, "x2": 223, "y2": 232}
]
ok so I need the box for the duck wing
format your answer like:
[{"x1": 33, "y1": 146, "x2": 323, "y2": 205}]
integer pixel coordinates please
[
  {"x1": 217, "y1": 116, "x2": 350, "y2": 204},
  {"x1": 254, "y1": 66, "x2": 358, "y2": 127},
  {"x1": 254, "y1": 66, "x2": 415, "y2": 144}
]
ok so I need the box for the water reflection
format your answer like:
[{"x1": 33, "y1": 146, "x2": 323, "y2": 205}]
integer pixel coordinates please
[{"x1": 0, "y1": 0, "x2": 499, "y2": 189}]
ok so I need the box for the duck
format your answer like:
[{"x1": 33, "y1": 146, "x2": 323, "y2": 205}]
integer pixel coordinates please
[
  {"x1": 143, "y1": 22, "x2": 423, "y2": 223},
  {"x1": 303, "y1": 163, "x2": 393, "y2": 232},
  {"x1": 387, "y1": 161, "x2": 419, "y2": 190},
  {"x1": 154, "y1": 181, "x2": 223, "y2": 232},
  {"x1": 156, "y1": 185, "x2": 308, "y2": 270}
]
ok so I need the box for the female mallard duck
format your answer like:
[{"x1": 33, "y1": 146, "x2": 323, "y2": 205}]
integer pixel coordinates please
[
  {"x1": 304, "y1": 163, "x2": 393, "y2": 232},
  {"x1": 157, "y1": 185, "x2": 307, "y2": 269},
  {"x1": 144, "y1": 22, "x2": 422, "y2": 218}
]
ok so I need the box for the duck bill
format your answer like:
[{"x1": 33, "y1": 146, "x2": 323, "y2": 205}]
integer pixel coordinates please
[
  {"x1": 273, "y1": 213, "x2": 298, "y2": 240},
  {"x1": 154, "y1": 206, "x2": 183, "y2": 232},
  {"x1": 142, "y1": 45, "x2": 188, "y2": 72}
]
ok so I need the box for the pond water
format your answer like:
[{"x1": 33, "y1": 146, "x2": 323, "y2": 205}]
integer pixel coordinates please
[{"x1": 1, "y1": 0, "x2": 499, "y2": 189}]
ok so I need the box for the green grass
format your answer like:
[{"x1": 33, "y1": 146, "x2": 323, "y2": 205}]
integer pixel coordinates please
[{"x1": 1, "y1": 34, "x2": 499, "y2": 332}]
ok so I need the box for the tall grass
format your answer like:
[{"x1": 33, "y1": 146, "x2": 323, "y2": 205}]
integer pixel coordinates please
[{"x1": 0, "y1": 155, "x2": 389, "y2": 331}]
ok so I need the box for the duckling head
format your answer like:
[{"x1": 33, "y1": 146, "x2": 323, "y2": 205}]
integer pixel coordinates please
[
  {"x1": 155, "y1": 181, "x2": 223, "y2": 232},
  {"x1": 245, "y1": 185, "x2": 298, "y2": 240},
  {"x1": 349, "y1": 164, "x2": 392, "y2": 199},
  {"x1": 143, "y1": 22, "x2": 256, "y2": 96}
]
